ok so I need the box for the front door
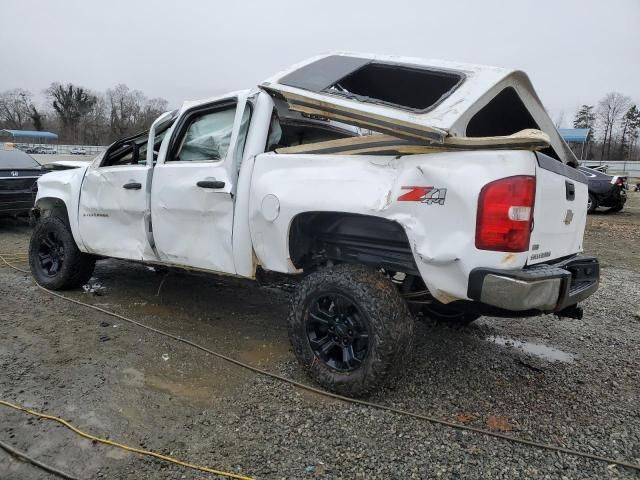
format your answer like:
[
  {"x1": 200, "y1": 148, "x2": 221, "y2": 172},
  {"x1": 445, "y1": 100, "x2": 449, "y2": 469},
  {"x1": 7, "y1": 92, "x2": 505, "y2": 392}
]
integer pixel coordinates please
[{"x1": 150, "y1": 96, "x2": 251, "y2": 274}]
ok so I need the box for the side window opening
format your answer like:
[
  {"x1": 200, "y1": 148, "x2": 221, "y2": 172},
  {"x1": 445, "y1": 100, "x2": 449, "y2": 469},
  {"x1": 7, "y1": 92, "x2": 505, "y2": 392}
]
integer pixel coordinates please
[
  {"x1": 466, "y1": 87, "x2": 560, "y2": 160},
  {"x1": 169, "y1": 103, "x2": 237, "y2": 162},
  {"x1": 101, "y1": 135, "x2": 147, "y2": 167},
  {"x1": 330, "y1": 63, "x2": 461, "y2": 111},
  {"x1": 265, "y1": 101, "x2": 356, "y2": 152},
  {"x1": 278, "y1": 55, "x2": 463, "y2": 112},
  {"x1": 265, "y1": 115, "x2": 356, "y2": 151},
  {"x1": 101, "y1": 123, "x2": 173, "y2": 167}
]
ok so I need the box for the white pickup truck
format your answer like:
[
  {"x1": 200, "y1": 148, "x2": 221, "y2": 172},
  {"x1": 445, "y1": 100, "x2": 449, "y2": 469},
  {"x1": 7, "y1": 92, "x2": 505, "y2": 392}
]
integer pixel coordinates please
[{"x1": 30, "y1": 53, "x2": 599, "y2": 396}]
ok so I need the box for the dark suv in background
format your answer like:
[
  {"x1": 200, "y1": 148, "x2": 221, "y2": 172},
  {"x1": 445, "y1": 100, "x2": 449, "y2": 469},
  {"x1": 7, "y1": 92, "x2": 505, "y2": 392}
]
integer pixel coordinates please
[
  {"x1": 579, "y1": 166, "x2": 627, "y2": 213},
  {"x1": 0, "y1": 147, "x2": 44, "y2": 217}
]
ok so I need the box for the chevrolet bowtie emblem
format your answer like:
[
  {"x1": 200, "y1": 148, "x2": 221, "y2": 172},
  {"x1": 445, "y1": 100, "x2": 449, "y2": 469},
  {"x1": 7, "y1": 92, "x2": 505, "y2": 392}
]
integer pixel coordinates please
[{"x1": 564, "y1": 209, "x2": 574, "y2": 225}]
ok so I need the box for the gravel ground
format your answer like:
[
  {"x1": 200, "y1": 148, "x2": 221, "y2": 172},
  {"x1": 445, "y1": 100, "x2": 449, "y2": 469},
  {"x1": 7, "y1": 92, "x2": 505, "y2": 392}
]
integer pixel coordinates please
[{"x1": 0, "y1": 193, "x2": 639, "y2": 479}]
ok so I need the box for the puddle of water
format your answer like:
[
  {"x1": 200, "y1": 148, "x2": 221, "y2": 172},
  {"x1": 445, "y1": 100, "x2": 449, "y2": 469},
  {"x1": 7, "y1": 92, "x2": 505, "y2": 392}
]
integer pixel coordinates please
[
  {"x1": 488, "y1": 335, "x2": 575, "y2": 363},
  {"x1": 236, "y1": 337, "x2": 290, "y2": 366}
]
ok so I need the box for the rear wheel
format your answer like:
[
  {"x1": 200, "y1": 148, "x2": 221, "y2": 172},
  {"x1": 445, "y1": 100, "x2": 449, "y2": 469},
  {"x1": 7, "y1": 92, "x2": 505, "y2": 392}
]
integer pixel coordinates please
[
  {"x1": 29, "y1": 216, "x2": 95, "y2": 290},
  {"x1": 288, "y1": 264, "x2": 413, "y2": 397},
  {"x1": 587, "y1": 193, "x2": 598, "y2": 213}
]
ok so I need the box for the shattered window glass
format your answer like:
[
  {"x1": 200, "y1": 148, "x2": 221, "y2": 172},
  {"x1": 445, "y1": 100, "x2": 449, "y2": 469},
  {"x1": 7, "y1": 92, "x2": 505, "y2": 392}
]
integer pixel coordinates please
[{"x1": 174, "y1": 105, "x2": 236, "y2": 162}]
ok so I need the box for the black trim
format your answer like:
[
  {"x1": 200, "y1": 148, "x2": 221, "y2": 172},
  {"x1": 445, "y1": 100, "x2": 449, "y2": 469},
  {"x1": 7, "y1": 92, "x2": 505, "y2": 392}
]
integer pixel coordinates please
[
  {"x1": 278, "y1": 55, "x2": 372, "y2": 92},
  {"x1": 536, "y1": 152, "x2": 588, "y2": 184}
]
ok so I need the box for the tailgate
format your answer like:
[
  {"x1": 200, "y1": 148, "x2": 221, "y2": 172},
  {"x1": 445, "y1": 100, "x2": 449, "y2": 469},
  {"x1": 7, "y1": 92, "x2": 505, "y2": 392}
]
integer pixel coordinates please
[{"x1": 528, "y1": 153, "x2": 588, "y2": 264}]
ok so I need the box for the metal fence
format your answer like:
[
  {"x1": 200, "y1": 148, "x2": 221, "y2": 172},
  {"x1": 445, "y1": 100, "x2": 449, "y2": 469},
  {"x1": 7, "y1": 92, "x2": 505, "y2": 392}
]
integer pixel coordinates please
[
  {"x1": 13, "y1": 143, "x2": 106, "y2": 155},
  {"x1": 581, "y1": 161, "x2": 640, "y2": 177}
]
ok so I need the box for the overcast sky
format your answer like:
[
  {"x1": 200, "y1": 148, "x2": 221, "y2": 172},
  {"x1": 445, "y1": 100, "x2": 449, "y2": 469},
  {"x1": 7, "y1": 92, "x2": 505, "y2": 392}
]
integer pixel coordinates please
[{"x1": 2, "y1": 0, "x2": 639, "y2": 125}]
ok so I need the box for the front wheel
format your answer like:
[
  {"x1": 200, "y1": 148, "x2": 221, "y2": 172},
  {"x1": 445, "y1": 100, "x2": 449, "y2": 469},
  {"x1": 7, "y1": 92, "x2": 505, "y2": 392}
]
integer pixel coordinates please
[
  {"x1": 29, "y1": 216, "x2": 95, "y2": 290},
  {"x1": 288, "y1": 264, "x2": 414, "y2": 397}
]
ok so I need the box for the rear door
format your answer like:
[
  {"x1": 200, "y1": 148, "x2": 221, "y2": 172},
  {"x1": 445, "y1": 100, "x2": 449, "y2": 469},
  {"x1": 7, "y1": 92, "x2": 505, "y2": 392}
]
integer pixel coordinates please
[
  {"x1": 528, "y1": 153, "x2": 589, "y2": 264},
  {"x1": 150, "y1": 94, "x2": 251, "y2": 274}
]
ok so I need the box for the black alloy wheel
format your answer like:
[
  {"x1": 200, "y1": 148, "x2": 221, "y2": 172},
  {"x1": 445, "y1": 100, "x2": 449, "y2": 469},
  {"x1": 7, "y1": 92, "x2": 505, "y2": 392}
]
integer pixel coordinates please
[
  {"x1": 29, "y1": 216, "x2": 95, "y2": 290},
  {"x1": 288, "y1": 264, "x2": 414, "y2": 397},
  {"x1": 306, "y1": 292, "x2": 370, "y2": 372},
  {"x1": 37, "y1": 230, "x2": 65, "y2": 277}
]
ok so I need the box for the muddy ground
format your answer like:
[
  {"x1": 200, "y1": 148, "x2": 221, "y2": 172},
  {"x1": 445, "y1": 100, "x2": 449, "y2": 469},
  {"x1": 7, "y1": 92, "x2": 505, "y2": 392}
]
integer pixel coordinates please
[{"x1": 0, "y1": 193, "x2": 639, "y2": 479}]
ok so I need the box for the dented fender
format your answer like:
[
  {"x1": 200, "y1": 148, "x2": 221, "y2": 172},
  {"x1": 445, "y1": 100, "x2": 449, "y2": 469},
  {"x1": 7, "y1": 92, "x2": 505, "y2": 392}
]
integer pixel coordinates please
[
  {"x1": 35, "y1": 165, "x2": 89, "y2": 251},
  {"x1": 249, "y1": 150, "x2": 537, "y2": 302}
]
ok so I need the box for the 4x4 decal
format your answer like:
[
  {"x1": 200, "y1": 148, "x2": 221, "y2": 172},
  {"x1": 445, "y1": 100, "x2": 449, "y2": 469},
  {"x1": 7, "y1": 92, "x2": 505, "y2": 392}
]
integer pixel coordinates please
[{"x1": 397, "y1": 186, "x2": 447, "y2": 205}]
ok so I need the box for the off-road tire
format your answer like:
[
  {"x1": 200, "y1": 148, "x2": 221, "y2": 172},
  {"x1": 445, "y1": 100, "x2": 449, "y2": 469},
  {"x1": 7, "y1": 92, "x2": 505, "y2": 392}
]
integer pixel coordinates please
[
  {"x1": 587, "y1": 193, "x2": 598, "y2": 213},
  {"x1": 288, "y1": 264, "x2": 414, "y2": 397},
  {"x1": 29, "y1": 216, "x2": 95, "y2": 290}
]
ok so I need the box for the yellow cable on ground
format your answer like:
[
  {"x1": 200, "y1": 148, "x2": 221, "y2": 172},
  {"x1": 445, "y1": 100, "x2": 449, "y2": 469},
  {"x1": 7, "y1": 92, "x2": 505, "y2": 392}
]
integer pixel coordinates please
[
  {"x1": 2, "y1": 253, "x2": 640, "y2": 473},
  {"x1": 0, "y1": 399, "x2": 254, "y2": 480}
]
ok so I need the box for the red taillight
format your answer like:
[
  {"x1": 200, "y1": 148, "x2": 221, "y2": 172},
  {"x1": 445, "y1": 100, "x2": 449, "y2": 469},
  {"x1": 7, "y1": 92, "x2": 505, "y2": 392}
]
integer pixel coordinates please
[{"x1": 476, "y1": 175, "x2": 536, "y2": 252}]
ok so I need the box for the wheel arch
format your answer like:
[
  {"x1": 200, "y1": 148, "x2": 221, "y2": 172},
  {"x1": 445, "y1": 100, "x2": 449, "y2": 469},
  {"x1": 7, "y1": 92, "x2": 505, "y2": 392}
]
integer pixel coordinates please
[
  {"x1": 34, "y1": 197, "x2": 71, "y2": 226},
  {"x1": 288, "y1": 211, "x2": 419, "y2": 274}
]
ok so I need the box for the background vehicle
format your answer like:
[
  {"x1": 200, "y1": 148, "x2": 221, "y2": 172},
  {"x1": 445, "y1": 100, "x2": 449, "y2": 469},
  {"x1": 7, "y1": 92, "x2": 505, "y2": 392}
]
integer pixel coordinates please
[
  {"x1": 70, "y1": 147, "x2": 87, "y2": 155},
  {"x1": 578, "y1": 166, "x2": 627, "y2": 213},
  {"x1": 26, "y1": 146, "x2": 57, "y2": 154},
  {"x1": 28, "y1": 54, "x2": 599, "y2": 395},
  {"x1": 0, "y1": 147, "x2": 43, "y2": 217}
]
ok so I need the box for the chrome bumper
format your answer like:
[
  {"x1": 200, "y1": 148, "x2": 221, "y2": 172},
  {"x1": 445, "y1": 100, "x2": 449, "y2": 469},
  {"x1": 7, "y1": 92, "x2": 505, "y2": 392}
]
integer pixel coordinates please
[{"x1": 467, "y1": 256, "x2": 599, "y2": 312}]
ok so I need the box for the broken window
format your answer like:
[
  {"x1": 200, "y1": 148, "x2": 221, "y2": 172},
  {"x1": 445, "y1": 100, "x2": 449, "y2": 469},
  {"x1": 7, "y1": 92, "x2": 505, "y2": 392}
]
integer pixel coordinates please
[
  {"x1": 466, "y1": 87, "x2": 539, "y2": 137},
  {"x1": 466, "y1": 87, "x2": 560, "y2": 159},
  {"x1": 101, "y1": 117, "x2": 175, "y2": 167},
  {"x1": 278, "y1": 55, "x2": 463, "y2": 112},
  {"x1": 265, "y1": 99, "x2": 357, "y2": 151}
]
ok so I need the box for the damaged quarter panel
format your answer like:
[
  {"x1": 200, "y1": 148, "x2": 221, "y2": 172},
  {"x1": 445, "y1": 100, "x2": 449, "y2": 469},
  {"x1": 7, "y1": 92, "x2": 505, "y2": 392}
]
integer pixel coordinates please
[{"x1": 249, "y1": 150, "x2": 536, "y2": 302}]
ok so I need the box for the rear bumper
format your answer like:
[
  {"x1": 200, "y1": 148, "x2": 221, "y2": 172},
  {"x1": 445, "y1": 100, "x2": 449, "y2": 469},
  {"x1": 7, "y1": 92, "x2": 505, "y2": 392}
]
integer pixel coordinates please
[
  {"x1": 598, "y1": 187, "x2": 626, "y2": 207},
  {"x1": 468, "y1": 256, "x2": 599, "y2": 312}
]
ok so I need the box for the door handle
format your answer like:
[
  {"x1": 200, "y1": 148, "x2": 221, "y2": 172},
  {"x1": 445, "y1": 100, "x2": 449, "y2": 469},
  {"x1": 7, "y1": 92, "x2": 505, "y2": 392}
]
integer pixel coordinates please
[
  {"x1": 123, "y1": 182, "x2": 142, "y2": 190},
  {"x1": 197, "y1": 180, "x2": 225, "y2": 189},
  {"x1": 565, "y1": 180, "x2": 575, "y2": 201}
]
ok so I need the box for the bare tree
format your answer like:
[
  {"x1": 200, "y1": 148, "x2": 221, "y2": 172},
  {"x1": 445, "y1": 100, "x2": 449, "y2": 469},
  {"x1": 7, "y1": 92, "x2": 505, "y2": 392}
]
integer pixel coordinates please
[
  {"x1": 107, "y1": 84, "x2": 144, "y2": 138},
  {"x1": 0, "y1": 89, "x2": 36, "y2": 130},
  {"x1": 46, "y1": 82, "x2": 97, "y2": 143},
  {"x1": 81, "y1": 95, "x2": 109, "y2": 145},
  {"x1": 106, "y1": 84, "x2": 169, "y2": 140},
  {"x1": 618, "y1": 105, "x2": 640, "y2": 160},
  {"x1": 596, "y1": 92, "x2": 631, "y2": 160}
]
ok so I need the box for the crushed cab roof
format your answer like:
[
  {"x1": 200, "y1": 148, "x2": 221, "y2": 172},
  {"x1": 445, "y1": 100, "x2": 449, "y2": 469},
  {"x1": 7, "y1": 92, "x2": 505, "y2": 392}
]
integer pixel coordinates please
[{"x1": 261, "y1": 52, "x2": 575, "y2": 164}]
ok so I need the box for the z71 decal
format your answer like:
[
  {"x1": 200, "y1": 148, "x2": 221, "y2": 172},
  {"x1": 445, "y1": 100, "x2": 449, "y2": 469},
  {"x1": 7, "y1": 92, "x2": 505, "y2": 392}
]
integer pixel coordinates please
[{"x1": 397, "y1": 186, "x2": 447, "y2": 205}]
